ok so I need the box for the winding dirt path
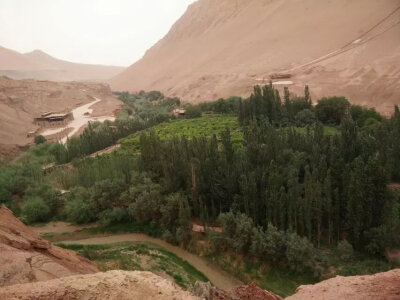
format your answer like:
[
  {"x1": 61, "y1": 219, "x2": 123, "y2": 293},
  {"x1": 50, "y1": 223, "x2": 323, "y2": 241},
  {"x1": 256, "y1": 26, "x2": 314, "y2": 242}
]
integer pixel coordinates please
[
  {"x1": 41, "y1": 97, "x2": 115, "y2": 143},
  {"x1": 60, "y1": 233, "x2": 242, "y2": 291}
]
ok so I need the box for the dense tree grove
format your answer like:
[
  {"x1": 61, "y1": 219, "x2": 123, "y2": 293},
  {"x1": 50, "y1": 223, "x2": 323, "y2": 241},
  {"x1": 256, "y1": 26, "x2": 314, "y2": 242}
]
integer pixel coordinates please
[
  {"x1": 239, "y1": 85, "x2": 314, "y2": 126},
  {"x1": 1, "y1": 85, "x2": 399, "y2": 276},
  {"x1": 136, "y1": 86, "x2": 400, "y2": 257}
]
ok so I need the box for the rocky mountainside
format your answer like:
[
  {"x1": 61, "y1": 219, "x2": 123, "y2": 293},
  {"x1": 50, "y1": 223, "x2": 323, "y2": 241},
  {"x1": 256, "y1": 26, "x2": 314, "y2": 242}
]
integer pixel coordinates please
[
  {"x1": 0, "y1": 76, "x2": 120, "y2": 156},
  {"x1": 0, "y1": 205, "x2": 98, "y2": 287},
  {"x1": 110, "y1": 0, "x2": 400, "y2": 114},
  {"x1": 0, "y1": 46, "x2": 124, "y2": 82}
]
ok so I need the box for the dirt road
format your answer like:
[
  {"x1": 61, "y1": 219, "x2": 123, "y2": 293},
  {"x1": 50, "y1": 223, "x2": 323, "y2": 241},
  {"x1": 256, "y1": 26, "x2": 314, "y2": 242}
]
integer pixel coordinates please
[
  {"x1": 61, "y1": 233, "x2": 242, "y2": 291},
  {"x1": 41, "y1": 97, "x2": 115, "y2": 143}
]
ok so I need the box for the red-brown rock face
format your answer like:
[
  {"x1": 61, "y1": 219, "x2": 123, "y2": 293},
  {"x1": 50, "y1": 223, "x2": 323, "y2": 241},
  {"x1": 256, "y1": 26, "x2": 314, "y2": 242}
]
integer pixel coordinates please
[{"x1": 0, "y1": 205, "x2": 99, "y2": 287}]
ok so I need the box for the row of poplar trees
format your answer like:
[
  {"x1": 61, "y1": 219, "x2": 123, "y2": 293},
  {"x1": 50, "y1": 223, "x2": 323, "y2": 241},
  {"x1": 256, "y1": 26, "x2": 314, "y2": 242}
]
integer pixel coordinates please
[{"x1": 138, "y1": 85, "x2": 400, "y2": 254}]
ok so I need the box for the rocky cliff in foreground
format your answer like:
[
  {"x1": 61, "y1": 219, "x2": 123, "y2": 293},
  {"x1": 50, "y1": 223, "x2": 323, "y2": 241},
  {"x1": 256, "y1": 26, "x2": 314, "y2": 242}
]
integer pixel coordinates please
[
  {"x1": 286, "y1": 269, "x2": 400, "y2": 300},
  {"x1": 0, "y1": 271, "x2": 198, "y2": 300},
  {"x1": 0, "y1": 205, "x2": 98, "y2": 287},
  {"x1": 1, "y1": 204, "x2": 399, "y2": 299}
]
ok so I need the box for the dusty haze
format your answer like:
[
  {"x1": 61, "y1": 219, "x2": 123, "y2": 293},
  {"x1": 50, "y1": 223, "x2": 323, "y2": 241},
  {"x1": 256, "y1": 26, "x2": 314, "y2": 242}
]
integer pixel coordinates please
[{"x1": 0, "y1": 46, "x2": 124, "y2": 81}]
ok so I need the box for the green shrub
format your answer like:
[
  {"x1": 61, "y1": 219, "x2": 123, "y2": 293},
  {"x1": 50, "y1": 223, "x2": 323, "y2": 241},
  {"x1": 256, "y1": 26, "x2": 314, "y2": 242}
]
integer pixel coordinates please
[
  {"x1": 34, "y1": 135, "x2": 46, "y2": 145},
  {"x1": 99, "y1": 207, "x2": 128, "y2": 226},
  {"x1": 350, "y1": 105, "x2": 382, "y2": 127},
  {"x1": 24, "y1": 184, "x2": 60, "y2": 214},
  {"x1": 337, "y1": 240, "x2": 354, "y2": 261},
  {"x1": 65, "y1": 198, "x2": 95, "y2": 224},
  {"x1": 0, "y1": 188, "x2": 12, "y2": 206},
  {"x1": 184, "y1": 105, "x2": 202, "y2": 119},
  {"x1": 22, "y1": 197, "x2": 51, "y2": 223},
  {"x1": 64, "y1": 187, "x2": 95, "y2": 224},
  {"x1": 286, "y1": 233, "x2": 316, "y2": 273}
]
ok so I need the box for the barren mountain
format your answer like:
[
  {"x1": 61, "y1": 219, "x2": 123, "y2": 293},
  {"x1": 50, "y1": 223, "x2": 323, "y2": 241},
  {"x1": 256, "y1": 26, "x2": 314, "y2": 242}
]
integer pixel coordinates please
[
  {"x1": 0, "y1": 46, "x2": 124, "y2": 82},
  {"x1": 110, "y1": 0, "x2": 400, "y2": 114},
  {"x1": 0, "y1": 46, "x2": 43, "y2": 71},
  {"x1": 0, "y1": 205, "x2": 98, "y2": 287},
  {"x1": 0, "y1": 76, "x2": 120, "y2": 156}
]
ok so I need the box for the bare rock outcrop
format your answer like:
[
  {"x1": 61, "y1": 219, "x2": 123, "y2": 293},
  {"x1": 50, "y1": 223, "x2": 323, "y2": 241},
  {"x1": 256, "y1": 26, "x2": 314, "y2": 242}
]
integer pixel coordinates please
[
  {"x1": 286, "y1": 268, "x2": 400, "y2": 300},
  {"x1": 190, "y1": 281, "x2": 283, "y2": 300},
  {"x1": 0, "y1": 205, "x2": 98, "y2": 287},
  {"x1": 0, "y1": 270, "x2": 199, "y2": 300}
]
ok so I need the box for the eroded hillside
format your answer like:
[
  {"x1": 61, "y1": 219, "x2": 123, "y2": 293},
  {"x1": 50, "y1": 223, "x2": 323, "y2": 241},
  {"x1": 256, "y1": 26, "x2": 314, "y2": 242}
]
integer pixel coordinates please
[
  {"x1": 0, "y1": 205, "x2": 98, "y2": 286},
  {"x1": 110, "y1": 0, "x2": 400, "y2": 114},
  {"x1": 0, "y1": 76, "x2": 120, "y2": 156}
]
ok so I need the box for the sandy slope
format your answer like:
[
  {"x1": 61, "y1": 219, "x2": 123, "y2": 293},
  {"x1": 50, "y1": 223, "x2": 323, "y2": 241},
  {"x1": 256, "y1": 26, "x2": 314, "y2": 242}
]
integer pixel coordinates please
[
  {"x1": 110, "y1": 0, "x2": 400, "y2": 114},
  {"x1": 0, "y1": 46, "x2": 124, "y2": 82}
]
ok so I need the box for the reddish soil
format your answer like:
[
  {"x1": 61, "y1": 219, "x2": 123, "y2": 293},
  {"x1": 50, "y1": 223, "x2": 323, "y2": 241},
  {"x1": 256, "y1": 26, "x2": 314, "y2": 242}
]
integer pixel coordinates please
[{"x1": 0, "y1": 205, "x2": 98, "y2": 287}]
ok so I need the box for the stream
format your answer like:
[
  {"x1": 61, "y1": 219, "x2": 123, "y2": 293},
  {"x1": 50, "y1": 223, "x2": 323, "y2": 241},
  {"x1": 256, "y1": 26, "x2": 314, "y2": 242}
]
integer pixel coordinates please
[{"x1": 60, "y1": 233, "x2": 242, "y2": 291}]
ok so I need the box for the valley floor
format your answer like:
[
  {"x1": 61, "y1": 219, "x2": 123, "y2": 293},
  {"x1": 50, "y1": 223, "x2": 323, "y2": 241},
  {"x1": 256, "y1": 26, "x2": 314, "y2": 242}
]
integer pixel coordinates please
[{"x1": 31, "y1": 222, "x2": 242, "y2": 291}]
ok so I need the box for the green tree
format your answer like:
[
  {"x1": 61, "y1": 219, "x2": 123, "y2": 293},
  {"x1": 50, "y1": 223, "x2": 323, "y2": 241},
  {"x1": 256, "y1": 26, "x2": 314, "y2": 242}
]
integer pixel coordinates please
[
  {"x1": 295, "y1": 109, "x2": 316, "y2": 126},
  {"x1": 286, "y1": 233, "x2": 316, "y2": 273},
  {"x1": 315, "y1": 97, "x2": 350, "y2": 125},
  {"x1": 65, "y1": 187, "x2": 95, "y2": 224}
]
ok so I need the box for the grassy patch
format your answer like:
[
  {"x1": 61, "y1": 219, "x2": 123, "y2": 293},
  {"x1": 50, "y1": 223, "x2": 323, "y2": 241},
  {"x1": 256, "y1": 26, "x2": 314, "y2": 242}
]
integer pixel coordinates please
[
  {"x1": 42, "y1": 223, "x2": 161, "y2": 242},
  {"x1": 82, "y1": 223, "x2": 161, "y2": 236},
  {"x1": 119, "y1": 115, "x2": 339, "y2": 154},
  {"x1": 316, "y1": 247, "x2": 392, "y2": 276},
  {"x1": 204, "y1": 252, "x2": 315, "y2": 297},
  {"x1": 57, "y1": 242, "x2": 208, "y2": 289}
]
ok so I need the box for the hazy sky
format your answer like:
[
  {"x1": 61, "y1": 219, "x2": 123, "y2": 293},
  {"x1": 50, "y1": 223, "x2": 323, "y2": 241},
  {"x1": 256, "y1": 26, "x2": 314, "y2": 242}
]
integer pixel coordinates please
[{"x1": 0, "y1": 0, "x2": 196, "y2": 66}]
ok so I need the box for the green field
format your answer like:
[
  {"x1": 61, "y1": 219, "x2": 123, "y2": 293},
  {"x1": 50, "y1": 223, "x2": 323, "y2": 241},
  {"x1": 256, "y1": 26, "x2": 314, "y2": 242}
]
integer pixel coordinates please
[
  {"x1": 120, "y1": 115, "x2": 242, "y2": 152},
  {"x1": 57, "y1": 242, "x2": 208, "y2": 289},
  {"x1": 119, "y1": 114, "x2": 339, "y2": 154}
]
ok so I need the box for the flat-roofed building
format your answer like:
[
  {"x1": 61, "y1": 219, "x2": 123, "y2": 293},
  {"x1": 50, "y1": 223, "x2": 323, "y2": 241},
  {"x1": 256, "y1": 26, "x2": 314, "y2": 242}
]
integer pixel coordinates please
[{"x1": 34, "y1": 111, "x2": 74, "y2": 128}]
